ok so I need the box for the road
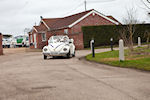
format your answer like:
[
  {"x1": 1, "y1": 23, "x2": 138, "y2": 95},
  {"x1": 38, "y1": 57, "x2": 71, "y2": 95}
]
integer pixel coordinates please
[{"x1": 0, "y1": 48, "x2": 149, "y2": 100}]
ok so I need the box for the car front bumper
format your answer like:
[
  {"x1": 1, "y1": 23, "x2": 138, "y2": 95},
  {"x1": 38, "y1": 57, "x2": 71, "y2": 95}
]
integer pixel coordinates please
[{"x1": 43, "y1": 52, "x2": 68, "y2": 57}]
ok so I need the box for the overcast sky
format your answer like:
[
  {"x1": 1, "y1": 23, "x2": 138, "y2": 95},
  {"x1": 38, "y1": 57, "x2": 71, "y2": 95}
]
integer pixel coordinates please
[{"x1": 0, "y1": 0, "x2": 150, "y2": 36}]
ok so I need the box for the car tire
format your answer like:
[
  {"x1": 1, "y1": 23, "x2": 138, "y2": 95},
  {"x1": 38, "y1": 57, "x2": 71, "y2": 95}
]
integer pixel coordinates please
[
  {"x1": 52, "y1": 56, "x2": 56, "y2": 59},
  {"x1": 22, "y1": 44, "x2": 25, "y2": 47},
  {"x1": 72, "y1": 51, "x2": 75, "y2": 57},
  {"x1": 67, "y1": 51, "x2": 71, "y2": 58},
  {"x1": 44, "y1": 55, "x2": 47, "y2": 60}
]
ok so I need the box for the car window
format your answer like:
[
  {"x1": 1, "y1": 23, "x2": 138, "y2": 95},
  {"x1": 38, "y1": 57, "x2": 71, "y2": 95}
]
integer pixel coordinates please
[{"x1": 48, "y1": 36, "x2": 69, "y2": 44}]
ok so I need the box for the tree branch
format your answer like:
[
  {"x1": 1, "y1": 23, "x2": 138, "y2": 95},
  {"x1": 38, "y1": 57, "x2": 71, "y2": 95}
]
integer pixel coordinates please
[
  {"x1": 141, "y1": 0, "x2": 150, "y2": 9},
  {"x1": 147, "y1": 0, "x2": 150, "y2": 3}
]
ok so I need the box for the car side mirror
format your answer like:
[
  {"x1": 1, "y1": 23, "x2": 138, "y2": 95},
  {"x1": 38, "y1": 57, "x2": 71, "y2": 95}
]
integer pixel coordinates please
[{"x1": 69, "y1": 39, "x2": 74, "y2": 44}]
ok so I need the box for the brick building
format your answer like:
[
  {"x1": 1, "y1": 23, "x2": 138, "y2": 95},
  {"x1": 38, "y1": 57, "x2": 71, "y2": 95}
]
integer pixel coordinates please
[
  {"x1": 29, "y1": 9, "x2": 120, "y2": 49},
  {"x1": 0, "y1": 33, "x2": 3, "y2": 55}
]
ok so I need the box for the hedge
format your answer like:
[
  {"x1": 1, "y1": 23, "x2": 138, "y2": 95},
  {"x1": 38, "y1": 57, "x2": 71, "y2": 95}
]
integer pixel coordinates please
[{"x1": 82, "y1": 24, "x2": 150, "y2": 48}]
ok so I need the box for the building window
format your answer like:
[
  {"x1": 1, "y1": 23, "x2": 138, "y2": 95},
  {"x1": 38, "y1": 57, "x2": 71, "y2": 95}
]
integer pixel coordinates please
[
  {"x1": 64, "y1": 29, "x2": 68, "y2": 34},
  {"x1": 30, "y1": 35, "x2": 33, "y2": 43},
  {"x1": 41, "y1": 33, "x2": 46, "y2": 41}
]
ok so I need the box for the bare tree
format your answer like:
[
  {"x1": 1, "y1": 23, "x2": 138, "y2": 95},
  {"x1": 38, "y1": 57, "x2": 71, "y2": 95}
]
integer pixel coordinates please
[
  {"x1": 119, "y1": 26, "x2": 128, "y2": 46},
  {"x1": 120, "y1": 8, "x2": 138, "y2": 52}
]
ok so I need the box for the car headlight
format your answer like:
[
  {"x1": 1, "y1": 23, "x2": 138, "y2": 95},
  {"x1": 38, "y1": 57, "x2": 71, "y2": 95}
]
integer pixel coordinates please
[
  {"x1": 63, "y1": 48, "x2": 68, "y2": 51},
  {"x1": 44, "y1": 48, "x2": 48, "y2": 52}
]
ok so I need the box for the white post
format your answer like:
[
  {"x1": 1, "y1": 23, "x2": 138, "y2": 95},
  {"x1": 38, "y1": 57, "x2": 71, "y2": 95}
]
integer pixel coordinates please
[
  {"x1": 90, "y1": 39, "x2": 95, "y2": 57},
  {"x1": 138, "y1": 37, "x2": 141, "y2": 47},
  {"x1": 90, "y1": 40, "x2": 94, "y2": 51},
  {"x1": 119, "y1": 39, "x2": 125, "y2": 61}
]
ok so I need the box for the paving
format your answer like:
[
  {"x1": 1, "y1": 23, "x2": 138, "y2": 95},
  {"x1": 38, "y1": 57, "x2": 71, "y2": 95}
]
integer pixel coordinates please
[{"x1": 0, "y1": 48, "x2": 149, "y2": 100}]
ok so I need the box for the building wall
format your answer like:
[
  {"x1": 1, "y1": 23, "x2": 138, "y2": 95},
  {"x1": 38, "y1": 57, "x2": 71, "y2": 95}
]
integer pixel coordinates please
[
  {"x1": 37, "y1": 33, "x2": 47, "y2": 49},
  {"x1": 0, "y1": 33, "x2": 3, "y2": 55},
  {"x1": 29, "y1": 22, "x2": 50, "y2": 49},
  {"x1": 30, "y1": 13, "x2": 116, "y2": 49}
]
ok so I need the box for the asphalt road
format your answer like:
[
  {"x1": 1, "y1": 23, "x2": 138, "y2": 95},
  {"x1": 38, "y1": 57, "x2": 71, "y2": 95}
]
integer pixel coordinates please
[{"x1": 0, "y1": 48, "x2": 150, "y2": 100}]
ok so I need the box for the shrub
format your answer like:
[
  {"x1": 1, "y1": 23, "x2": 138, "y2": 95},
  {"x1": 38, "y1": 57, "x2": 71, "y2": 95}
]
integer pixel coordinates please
[{"x1": 82, "y1": 24, "x2": 150, "y2": 48}]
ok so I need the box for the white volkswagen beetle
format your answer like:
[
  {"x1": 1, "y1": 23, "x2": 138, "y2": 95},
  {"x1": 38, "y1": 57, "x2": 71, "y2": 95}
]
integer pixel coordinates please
[{"x1": 43, "y1": 35, "x2": 75, "y2": 59}]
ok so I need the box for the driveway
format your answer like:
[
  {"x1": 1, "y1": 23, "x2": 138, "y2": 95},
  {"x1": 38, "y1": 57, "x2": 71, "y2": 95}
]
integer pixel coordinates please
[{"x1": 0, "y1": 48, "x2": 149, "y2": 100}]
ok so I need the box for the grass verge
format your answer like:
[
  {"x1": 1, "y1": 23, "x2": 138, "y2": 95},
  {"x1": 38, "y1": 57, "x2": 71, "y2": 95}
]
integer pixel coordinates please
[{"x1": 86, "y1": 47, "x2": 150, "y2": 71}]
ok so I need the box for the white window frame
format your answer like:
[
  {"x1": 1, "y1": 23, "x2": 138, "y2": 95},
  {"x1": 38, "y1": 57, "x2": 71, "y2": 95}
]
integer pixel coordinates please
[
  {"x1": 64, "y1": 29, "x2": 68, "y2": 34},
  {"x1": 41, "y1": 33, "x2": 46, "y2": 41},
  {"x1": 30, "y1": 35, "x2": 33, "y2": 43}
]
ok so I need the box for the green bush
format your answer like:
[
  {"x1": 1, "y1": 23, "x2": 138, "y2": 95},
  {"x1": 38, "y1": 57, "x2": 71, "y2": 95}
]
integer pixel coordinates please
[{"x1": 82, "y1": 24, "x2": 150, "y2": 48}]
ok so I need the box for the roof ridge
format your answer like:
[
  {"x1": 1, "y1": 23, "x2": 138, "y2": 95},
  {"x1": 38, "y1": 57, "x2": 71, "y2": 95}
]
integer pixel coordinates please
[
  {"x1": 64, "y1": 9, "x2": 94, "y2": 18},
  {"x1": 42, "y1": 9, "x2": 94, "y2": 20}
]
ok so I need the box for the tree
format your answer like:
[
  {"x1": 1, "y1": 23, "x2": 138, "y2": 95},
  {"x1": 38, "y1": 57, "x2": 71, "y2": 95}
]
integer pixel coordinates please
[
  {"x1": 142, "y1": 0, "x2": 150, "y2": 10},
  {"x1": 120, "y1": 8, "x2": 138, "y2": 52}
]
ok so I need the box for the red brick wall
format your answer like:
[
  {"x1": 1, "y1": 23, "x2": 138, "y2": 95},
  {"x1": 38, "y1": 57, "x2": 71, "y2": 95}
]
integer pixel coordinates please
[
  {"x1": 71, "y1": 13, "x2": 115, "y2": 33},
  {"x1": 68, "y1": 33, "x2": 84, "y2": 49},
  {"x1": 0, "y1": 33, "x2": 3, "y2": 55},
  {"x1": 37, "y1": 33, "x2": 47, "y2": 49}
]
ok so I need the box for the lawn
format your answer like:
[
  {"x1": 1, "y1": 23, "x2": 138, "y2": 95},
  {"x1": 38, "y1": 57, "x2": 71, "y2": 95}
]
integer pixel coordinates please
[{"x1": 86, "y1": 47, "x2": 150, "y2": 71}]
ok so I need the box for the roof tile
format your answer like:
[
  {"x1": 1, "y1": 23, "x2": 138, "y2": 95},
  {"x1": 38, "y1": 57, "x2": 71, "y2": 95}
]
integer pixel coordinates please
[{"x1": 43, "y1": 9, "x2": 93, "y2": 30}]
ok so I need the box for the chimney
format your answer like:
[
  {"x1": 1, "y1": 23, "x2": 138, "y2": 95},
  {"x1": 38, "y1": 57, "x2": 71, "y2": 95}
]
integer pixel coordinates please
[{"x1": 40, "y1": 16, "x2": 43, "y2": 19}]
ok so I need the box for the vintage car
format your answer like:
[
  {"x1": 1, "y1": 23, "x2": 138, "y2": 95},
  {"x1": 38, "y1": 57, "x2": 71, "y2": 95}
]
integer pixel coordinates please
[{"x1": 42, "y1": 35, "x2": 75, "y2": 59}]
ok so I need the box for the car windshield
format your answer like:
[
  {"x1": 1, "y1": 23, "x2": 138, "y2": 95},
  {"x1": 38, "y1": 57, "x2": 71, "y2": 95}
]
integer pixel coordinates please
[{"x1": 49, "y1": 36, "x2": 69, "y2": 43}]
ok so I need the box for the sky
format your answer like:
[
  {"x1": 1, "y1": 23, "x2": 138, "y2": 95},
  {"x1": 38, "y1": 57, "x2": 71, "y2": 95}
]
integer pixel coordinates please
[{"x1": 0, "y1": 0, "x2": 150, "y2": 36}]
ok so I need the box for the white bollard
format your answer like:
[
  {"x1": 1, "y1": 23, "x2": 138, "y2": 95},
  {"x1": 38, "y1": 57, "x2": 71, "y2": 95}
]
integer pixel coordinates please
[
  {"x1": 119, "y1": 39, "x2": 125, "y2": 61},
  {"x1": 138, "y1": 37, "x2": 141, "y2": 47},
  {"x1": 90, "y1": 39, "x2": 94, "y2": 51}
]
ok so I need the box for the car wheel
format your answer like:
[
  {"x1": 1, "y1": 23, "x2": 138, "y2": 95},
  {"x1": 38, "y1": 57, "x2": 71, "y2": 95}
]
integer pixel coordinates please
[
  {"x1": 72, "y1": 51, "x2": 75, "y2": 57},
  {"x1": 44, "y1": 55, "x2": 47, "y2": 60},
  {"x1": 67, "y1": 51, "x2": 71, "y2": 58},
  {"x1": 22, "y1": 44, "x2": 25, "y2": 47},
  {"x1": 52, "y1": 56, "x2": 56, "y2": 59}
]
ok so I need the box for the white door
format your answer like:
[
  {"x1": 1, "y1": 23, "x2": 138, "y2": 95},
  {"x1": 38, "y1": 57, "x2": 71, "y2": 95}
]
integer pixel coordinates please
[{"x1": 34, "y1": 34, "x2": 37, "y2": 48}]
